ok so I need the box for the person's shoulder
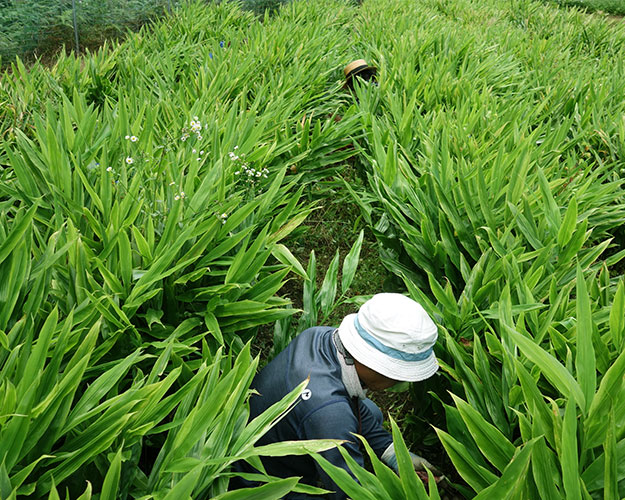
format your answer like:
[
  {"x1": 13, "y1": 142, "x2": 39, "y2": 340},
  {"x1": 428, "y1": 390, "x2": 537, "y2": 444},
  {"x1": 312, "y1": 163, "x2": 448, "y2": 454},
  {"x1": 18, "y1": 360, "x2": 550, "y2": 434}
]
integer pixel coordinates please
[{"x1": 300, "y1": 325, "x2": 336, "y2": 337}]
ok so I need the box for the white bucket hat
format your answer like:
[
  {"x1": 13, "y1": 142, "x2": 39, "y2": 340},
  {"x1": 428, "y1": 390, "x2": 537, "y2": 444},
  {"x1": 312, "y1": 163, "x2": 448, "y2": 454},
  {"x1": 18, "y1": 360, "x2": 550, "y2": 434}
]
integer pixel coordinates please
[{"x1": 337, "y1": 293, "x2": 438, "y2": 382}]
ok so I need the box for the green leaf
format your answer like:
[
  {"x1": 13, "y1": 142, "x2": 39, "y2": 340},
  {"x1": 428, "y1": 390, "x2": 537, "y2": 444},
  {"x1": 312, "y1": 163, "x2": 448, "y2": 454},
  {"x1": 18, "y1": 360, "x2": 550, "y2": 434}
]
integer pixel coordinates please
[
  {"x1": 100, "y1": 448, "x2": 123, "y2": 500},
  {"x1": 604, "y1": 405, "x2": 617, "y2": 500},
  {"x1": 450, "y1": 394, "x2": 515, "y2": 473},
  {"x1": 317, "y1": 250, "x2": 340, "y2": 318},
  {"x1": 609, "y1": 280, "x2": 624, "y2": 350},
  {"x1": 390, "y1": 417, "x2": 430, "y2": 499},
  {"x1": 311, "y1": 453, "x2": 379, "y2": 500},
  {"x1": 557, "y1": 197, "x2": 577, "y2": 248},
  {"x1": 161, "y1": 464, "x2": 202, "y2": 500},
  {"x1": 473, "y1": 439, "x2": 537, "y2": 500},
  {"x1": 271, "y1": 244, "x2": 308, "y2": 279},
  {"x1": 586, "y1": 346, "x2": 625, "y2": 448},
  {"x1": 212, "y1": 477, "x2": 300, "y2": 500},
  {"x1": 575, "y1": 264, "x2": 596, "y2": 414},
  {"x1": 531, "y1": 436, "x2": 561, "y2": 499},
  {"x1": 434, "y1": 428, "x2": 498, "y2": 492},
  {"x1": 204, "y1": 311, "x2": 224, "y2": 345},
  {"x1": 341, "y1": 230, "x2": 364, "y2": 294},
  {"x1": 0, "y1": 203, "x2": 37, "y2": 268},
  {"x1": 506, "y1": 327, "x2": 585, "y2": 411},
  {"x1": 561, "y1": 400, "x2": 581, "y2": 500},
  {"x1": 75, "y1": 481, "x2": 93, "y2": 500}
]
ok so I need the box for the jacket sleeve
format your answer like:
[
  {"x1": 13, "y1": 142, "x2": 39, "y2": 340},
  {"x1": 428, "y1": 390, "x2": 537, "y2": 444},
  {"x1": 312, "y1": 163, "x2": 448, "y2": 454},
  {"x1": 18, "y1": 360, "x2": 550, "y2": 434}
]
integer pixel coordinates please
[
  {"x1": 358, "y1": 398, "x2": 394, "y2": 457},
  {"x1": 298, "y1": 400, "x2": 364, "y2": 500}
]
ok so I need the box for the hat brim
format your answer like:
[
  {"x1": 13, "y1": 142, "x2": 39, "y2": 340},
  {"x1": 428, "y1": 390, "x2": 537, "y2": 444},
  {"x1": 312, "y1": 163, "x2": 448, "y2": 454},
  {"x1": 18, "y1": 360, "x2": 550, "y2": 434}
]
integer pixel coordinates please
[
  {"x1": 344, "y1": 66, "x2": 377, "y2": 88},
  {"x1": 338, "y1": 313, "x2": 439, "y2": 382}
]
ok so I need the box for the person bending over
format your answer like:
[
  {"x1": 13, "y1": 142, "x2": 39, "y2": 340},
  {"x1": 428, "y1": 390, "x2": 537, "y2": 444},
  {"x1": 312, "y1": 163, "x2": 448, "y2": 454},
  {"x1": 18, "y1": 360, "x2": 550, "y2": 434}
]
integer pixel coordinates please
[{"x1": 233, "y1": 293, "x2": 441, "y2": 499}]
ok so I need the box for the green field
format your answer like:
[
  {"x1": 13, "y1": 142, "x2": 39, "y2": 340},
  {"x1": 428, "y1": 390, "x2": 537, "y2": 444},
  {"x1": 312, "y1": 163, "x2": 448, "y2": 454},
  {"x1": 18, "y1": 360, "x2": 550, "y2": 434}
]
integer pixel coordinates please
[{"x1": 2, "y1": 0, "x2": 625, "y2": 498}]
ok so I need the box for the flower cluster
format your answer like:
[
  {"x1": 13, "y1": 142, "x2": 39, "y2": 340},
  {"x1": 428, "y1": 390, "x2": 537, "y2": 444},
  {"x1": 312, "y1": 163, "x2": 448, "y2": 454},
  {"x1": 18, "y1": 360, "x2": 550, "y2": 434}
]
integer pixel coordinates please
[
  {"x1": 234, "y1": 163, "x2": 269, "y2": 180},
  {"x1": 220, "y1": 212, "x2": 228, "y2": 224},
  {"x1": 229, "y1": 146, "x2": 268, "y2": 185},
  {"x1": 181, "y1": 116, "x2": 204, "y2": 142}
]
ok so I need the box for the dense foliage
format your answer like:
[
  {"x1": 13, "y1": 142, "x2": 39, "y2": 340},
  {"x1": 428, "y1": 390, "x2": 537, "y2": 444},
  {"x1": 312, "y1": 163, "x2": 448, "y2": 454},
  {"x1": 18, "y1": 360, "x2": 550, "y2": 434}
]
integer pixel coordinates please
[{"x1": 1, "y1": 0, "x2": 625, "y2": 498}]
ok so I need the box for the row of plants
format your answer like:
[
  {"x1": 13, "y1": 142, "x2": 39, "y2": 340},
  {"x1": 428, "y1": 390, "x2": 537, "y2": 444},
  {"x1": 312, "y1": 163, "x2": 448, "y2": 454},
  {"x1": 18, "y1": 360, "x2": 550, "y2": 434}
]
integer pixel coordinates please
[
  {"x1": 0, "y1": 1, "x2": 374, "y2": 497},
  {"x1": 335, "y1": 0, "x2": 625, "y2": 497}
]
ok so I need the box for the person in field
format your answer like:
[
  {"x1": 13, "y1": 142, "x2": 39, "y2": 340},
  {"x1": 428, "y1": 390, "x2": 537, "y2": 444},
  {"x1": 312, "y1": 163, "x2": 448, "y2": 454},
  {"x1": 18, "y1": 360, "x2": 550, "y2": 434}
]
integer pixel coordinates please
[{"x1": 233, "y1": 293, "x2": 441, "y2": 499}]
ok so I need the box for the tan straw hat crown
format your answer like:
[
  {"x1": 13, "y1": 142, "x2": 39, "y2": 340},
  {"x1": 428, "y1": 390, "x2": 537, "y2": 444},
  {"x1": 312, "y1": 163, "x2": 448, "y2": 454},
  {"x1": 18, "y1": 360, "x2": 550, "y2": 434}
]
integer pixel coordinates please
[
  {"x1": 343, "y1": 59, "x2": 377, "y2": 88},
  {"x1": 344, "y1": 59, "x2": 369, "y2": 78}
]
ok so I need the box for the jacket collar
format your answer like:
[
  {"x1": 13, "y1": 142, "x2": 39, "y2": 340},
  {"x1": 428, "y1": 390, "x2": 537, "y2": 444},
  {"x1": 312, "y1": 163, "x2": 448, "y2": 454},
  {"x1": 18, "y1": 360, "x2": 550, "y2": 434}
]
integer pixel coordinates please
[{"x1": 333, "y1": 329, "x2": 367, "y2": 400}]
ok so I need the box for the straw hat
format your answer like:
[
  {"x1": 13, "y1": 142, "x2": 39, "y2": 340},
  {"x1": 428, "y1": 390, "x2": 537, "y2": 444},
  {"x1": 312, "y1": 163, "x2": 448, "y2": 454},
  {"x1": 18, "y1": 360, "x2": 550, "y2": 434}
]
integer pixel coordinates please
[
  {"x1": 337, "y1": 293, "x2": 438, "y2": 382},
  {"x1": 343, "y1": 59, "x2": 377, "y2": 88}
]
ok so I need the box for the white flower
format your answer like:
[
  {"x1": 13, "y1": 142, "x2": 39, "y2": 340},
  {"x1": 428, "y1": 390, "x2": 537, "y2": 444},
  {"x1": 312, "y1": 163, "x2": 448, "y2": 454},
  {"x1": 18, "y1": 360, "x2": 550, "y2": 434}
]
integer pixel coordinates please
[
  {"x1": 221, "y1": 213, "x2": 227, "y2": 218},
  {"x1": 234, "y1": 145, "x2": 239, "y2": 150},
  {"x1": 125, "y1": 135, "x2": 130, "y2": 139},
  {"x1": 174, "y1": 195, "x2": 181, "y2": 201},
  {"x1": 199, "y1": 150, "x2": 204, "y2": 155},
  {"x1": 197, "y1": 135, "x2": 203, "y2": 140},
  {"x1": 106, "y1": 166, "x2": 113, "y2": 172},
  {"x1": 169, "y1": 181, "x2": 176, "y2": 186},
  {"x1": 193, "y1": 116, "x2": 199, "y2": 121},
  {"x1": 222, "y1": 219, "x2": 227, "y2": 224},
  {"x1": 180, "y1": 191, "x2": 186, "y2": 198},
  {"x1": 125, "y1": 157, "x2": 134, "y2": 164},
  {"x1": 130, "y1": 136, "x2": 138, "y2": 142},
  {"x1": 234, "y1": 171, "x2": 240, "y2": 175},
  {"x1": 192, "y1": 149, "x2": 197, "y2": 153}
]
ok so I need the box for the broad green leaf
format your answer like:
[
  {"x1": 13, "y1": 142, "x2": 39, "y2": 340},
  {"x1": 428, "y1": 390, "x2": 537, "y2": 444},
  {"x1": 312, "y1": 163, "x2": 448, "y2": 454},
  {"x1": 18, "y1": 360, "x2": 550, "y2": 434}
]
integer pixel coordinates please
[
  {"x1": 205, "y1": 312, "x2": 224, "y2": 344},
  {"x1": 557, "y1": 197, "x2": 577, "y2": 248},
  {"x1": 100, "y1": 448, "x2": 123, "y2": 500},
  {"x1": 0, "y1": 204, "x2": 37, "y2": 267},
  {"x1": 434, "y1": 428, "x2": 497, "y2": 492},
  {"x1": 212, "y1": 478, "x2": 300, "y2": 500},
  {"x1": 317, "y1": 250, "x2": 340, "y2": 318},
  {"x1": 506, "y1": 327, "x2": 585, "y2": 411},
  {"x1": 561, "y1": 400, "x2": 581, "y2": 500},
  {"x1": 473, "y1": 439, "x2": 537, "y2": 500},
  {"x1": 609, "y1": 280, "x2": 624, "y2": 350},
  {"x1": 390, "y1": 417, "x2": 430, "y2": 500},
  {"x1": 161, "y1": 464, "x2": 202, "y2": 500},
  {"x1": 341, "y1": 230, "x2": 364, "y2": 294},
  {"x1": 311, "y1": 452, "x2": 379, "y2": 500},
  {"x1": 575, "y1": 265, "x2": 596, "y2": 414},
  {"x1": 531, "y1": 436, "x2": 561, "y2": 499},
  {"x1": 604, "y1": 406, "x2": 617, "y2": 500},
  {"x1": 271, "y1": 244, "x2": 308, "y2": 279},
  {"x1": 450, "y1": 394, "x2": 515, "y2": 473},
  {"x1": 586, "y1": 347, "x2": 625, "y2": 448}
]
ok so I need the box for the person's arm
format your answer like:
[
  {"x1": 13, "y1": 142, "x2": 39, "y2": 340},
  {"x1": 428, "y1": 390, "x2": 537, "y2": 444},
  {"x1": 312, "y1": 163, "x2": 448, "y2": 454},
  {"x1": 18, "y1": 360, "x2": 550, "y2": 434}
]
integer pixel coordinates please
[{"x1": 358, "y1": 399, "x2": 441, "y2": 478}]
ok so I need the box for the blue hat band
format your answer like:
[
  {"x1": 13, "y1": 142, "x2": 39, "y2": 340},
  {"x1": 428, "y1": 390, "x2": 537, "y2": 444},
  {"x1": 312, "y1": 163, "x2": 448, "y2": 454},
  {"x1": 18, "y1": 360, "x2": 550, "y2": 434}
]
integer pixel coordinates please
[{"x1": 354, "y1": 316, "x2": 433, "y2": 362}]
